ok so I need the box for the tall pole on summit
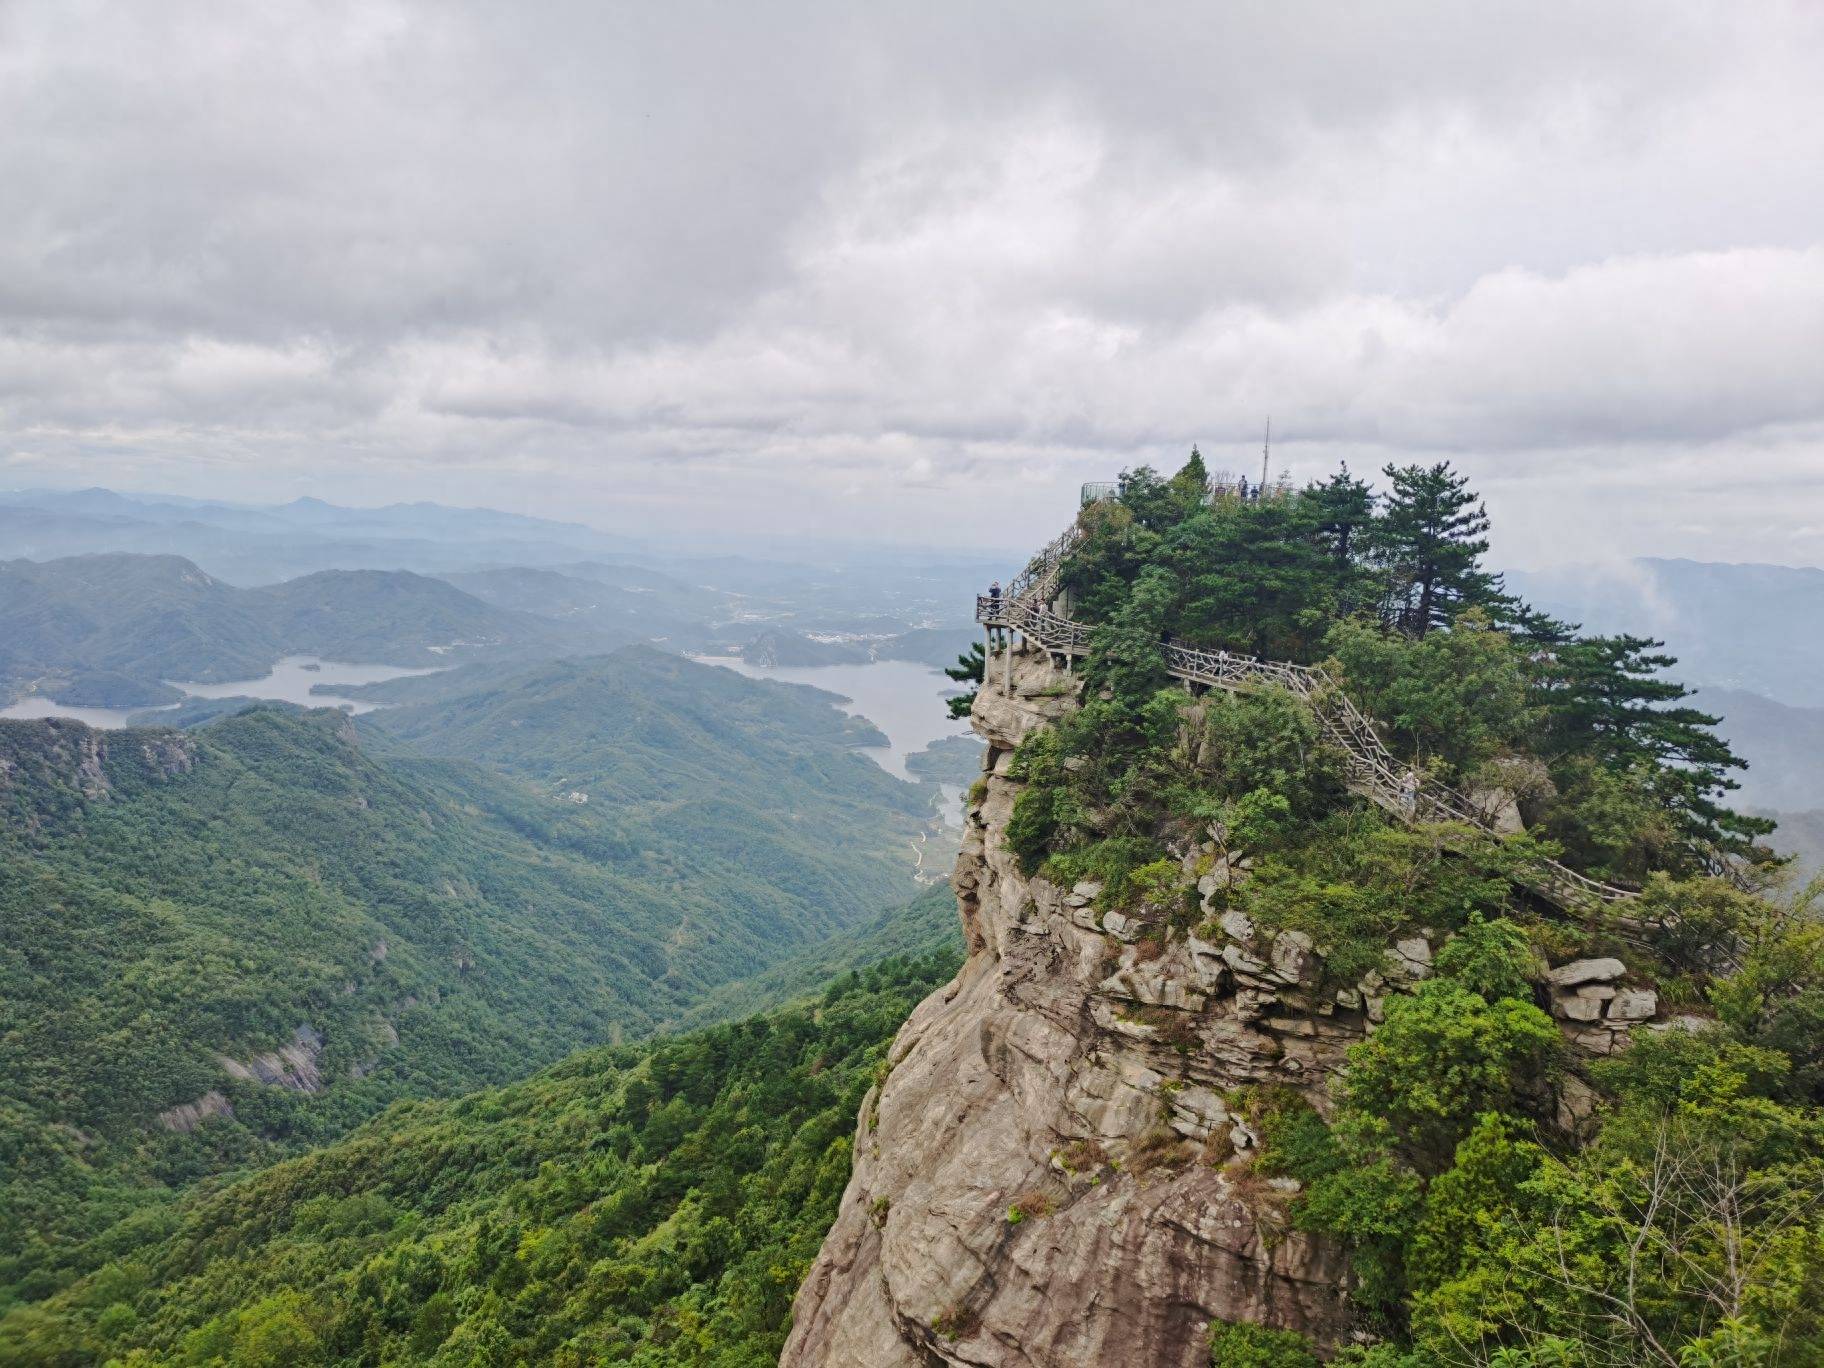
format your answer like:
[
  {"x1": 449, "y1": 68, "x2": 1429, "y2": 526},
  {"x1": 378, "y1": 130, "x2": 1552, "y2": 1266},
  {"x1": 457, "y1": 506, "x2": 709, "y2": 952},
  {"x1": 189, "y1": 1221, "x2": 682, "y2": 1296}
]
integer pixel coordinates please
[{"x1": 1260, "y1": 417, "x2": 1271, "y2": 490}]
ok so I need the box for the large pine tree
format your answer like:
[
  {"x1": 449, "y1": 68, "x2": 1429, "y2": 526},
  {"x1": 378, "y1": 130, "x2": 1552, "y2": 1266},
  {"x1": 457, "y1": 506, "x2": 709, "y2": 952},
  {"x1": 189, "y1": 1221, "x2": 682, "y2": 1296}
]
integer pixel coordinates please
[
  {"x1": 1373, "y1": 462, "x2": 1508, "y2": 636},
  {"x1": 1537, "y1": 633, "x2": 1776, "y2": 868},
  {"x1": 1303, "y1": 463, "x2": 1377, "y2": 614}
]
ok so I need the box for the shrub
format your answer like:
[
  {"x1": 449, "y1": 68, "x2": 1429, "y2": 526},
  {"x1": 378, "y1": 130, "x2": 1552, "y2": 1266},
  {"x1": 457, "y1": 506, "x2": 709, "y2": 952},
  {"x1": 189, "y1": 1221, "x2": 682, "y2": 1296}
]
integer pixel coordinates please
[
  {"x1": 1434, "y1": 915, "x2": 1538, "y2": 1003},
  {"x1": 1206, "y1": 1319, "x2": 1323, "y2": 1366}
]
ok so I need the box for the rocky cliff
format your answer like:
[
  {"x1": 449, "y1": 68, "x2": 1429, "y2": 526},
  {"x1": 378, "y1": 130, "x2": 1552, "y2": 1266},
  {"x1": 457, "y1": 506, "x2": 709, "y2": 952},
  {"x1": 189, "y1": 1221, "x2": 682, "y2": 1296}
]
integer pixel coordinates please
[
  {"x1": 783, "y1": 641, "x2": 1673, "y2": 1367},
  {"x1": 782, "y1": 644, "x2": 1355, "y2": 1366}
]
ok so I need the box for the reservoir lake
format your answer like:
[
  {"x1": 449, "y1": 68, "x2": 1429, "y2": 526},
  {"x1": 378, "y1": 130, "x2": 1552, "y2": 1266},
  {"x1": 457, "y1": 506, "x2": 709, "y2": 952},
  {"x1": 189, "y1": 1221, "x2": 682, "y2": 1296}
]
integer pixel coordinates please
[
  {"x1": 693, "y1": 655, "x2": 972, "y2": 782},
  {"x1": 0, "y1": 656, "x2": 442, "y2": 728}
]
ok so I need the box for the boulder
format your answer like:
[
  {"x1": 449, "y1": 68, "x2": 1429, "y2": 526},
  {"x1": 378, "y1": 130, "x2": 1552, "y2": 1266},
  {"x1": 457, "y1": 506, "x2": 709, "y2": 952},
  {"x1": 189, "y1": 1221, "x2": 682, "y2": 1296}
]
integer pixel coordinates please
[
  {"x1": 1607, "y1": 987, "x2": 1658, "y2": 1022},
  {"x1": 1268, "y1": 929, "x2": 1320, "y2": 987},
  {"x1": 1221, "y1": 942, "x2": 1270, "y2": 977},
  {"x1": 1101, "y1": 910, "x2": 1140, "y2": 942},
  {"x1": 1551, "y1": 993, "x2": 1605, "y2": 1023},
  {"x1": 1547, "y1": 957, "x2": 1625, "y2": 988},
  {"x1": 1385, "y1": 936, "x2": 1432, "y2": 980}
]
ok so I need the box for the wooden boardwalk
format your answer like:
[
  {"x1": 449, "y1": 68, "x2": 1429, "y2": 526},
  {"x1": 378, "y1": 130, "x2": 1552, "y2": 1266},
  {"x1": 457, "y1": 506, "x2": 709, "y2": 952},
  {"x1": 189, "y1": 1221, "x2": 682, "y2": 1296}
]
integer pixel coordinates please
[{"x1": 978, "y1": 512, "x2": 1639, "y2": 915}]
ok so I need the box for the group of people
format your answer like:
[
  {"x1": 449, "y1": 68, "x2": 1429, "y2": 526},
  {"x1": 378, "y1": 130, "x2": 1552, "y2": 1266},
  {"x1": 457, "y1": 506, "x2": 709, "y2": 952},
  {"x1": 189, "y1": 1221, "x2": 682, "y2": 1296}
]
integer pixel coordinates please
[{"x1": 1224, "y1": 476, "x2": 1271, "y2": 502}]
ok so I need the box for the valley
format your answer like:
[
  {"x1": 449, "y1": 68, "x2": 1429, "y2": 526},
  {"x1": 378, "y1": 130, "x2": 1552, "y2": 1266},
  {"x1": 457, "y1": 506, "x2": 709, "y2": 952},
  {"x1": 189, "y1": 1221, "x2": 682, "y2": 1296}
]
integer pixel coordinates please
[{"x1": 0, "y1": 642, "x2": 942, "y2": 1318}]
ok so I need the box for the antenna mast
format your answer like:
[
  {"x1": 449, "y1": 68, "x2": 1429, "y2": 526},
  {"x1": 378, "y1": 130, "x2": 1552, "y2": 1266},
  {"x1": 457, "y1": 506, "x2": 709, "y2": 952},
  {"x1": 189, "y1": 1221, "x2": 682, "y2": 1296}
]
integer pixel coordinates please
[{"x1": 1260, "y1": 417, "x2": 1271, "y2": 489}]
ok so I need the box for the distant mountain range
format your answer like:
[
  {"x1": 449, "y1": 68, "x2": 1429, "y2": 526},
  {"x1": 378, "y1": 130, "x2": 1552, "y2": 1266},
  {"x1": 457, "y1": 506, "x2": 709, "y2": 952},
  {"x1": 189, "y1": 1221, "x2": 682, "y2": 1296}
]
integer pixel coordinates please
[
  {"x1": 0, "y1": 486, "x2": 629, "y2": 585},
  {"x1": 1697, "y1": 687, "x2": 1824, "y2": 813},
  {"x1": 0, "y1": 488, "x2": 1005, "y2": 629},
  {"x1": 0, "y1": 553, "x2": 594, "y2": 707},
  {"x1": 1510, "y1": 557, "x2": 1824, "y2": 709}
]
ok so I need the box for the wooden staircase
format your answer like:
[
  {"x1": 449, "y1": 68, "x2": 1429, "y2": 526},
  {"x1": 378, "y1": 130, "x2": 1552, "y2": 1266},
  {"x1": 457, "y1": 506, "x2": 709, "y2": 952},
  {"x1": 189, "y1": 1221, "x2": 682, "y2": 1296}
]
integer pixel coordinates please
[{"x1": 978, "y1": 508, "x2": 1640, "y2": 916}]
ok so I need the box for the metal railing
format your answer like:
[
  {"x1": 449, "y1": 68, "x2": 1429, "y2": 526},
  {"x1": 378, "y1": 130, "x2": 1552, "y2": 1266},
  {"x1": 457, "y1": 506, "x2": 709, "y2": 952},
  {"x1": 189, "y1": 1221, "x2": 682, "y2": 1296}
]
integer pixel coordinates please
[
  {"x1": 1080, "y1": 481, "x2": 1120, "y2": 506},
  {"x1": 978, "y1": 514, "x2": 1641, "y2": 916}
]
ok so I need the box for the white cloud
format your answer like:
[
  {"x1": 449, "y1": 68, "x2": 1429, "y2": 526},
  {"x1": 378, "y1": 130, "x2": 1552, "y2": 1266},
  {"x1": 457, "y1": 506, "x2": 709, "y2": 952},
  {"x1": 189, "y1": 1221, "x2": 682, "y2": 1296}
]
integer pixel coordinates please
[{"x1": 0, "y1": 1, "x2": 1820, "y2": 560}]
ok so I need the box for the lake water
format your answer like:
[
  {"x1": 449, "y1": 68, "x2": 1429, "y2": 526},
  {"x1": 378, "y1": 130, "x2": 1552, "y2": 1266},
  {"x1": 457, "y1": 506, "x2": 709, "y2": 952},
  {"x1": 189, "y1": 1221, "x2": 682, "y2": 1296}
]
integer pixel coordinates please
[
  {"x1": 0, "y1": 697, "x2": 147, "y2": 729},
  {"x1": 171, "y1": 656, "x2": 442, "y2": 713},
  {"x1": 693, "y1": 655, "x2": 972, "y2": 784},
  {"x1": 0, "y1": 656, "x2": 442, "y2": 729}
]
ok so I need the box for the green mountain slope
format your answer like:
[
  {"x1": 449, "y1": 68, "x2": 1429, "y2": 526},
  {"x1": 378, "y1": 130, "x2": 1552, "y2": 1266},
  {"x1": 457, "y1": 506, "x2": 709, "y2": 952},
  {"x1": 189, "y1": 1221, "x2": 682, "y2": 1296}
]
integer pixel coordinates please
[
  {"x1": 675, "y1": 881, "x2": 961, "y2": 1028},
  {"x1": 0, "y1": 555, "x2": 588, "y2": 707},
  {"x1": 1, "y1": 653, "x2": 924, "y2": 1307},
  {"x1": 357, "y1": 649, "x2": 930, "y2": 914},
  {"x1": 0, "y1": 953, "x2": 958, "y2": 1367}
]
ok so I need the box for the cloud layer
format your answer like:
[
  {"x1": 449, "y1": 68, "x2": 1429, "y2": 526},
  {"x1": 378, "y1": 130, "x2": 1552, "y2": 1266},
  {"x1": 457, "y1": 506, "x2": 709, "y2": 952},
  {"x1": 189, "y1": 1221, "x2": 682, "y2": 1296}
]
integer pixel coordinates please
[{"x1": 2, "y1": 1, "x2": 1821, "y2": 562}]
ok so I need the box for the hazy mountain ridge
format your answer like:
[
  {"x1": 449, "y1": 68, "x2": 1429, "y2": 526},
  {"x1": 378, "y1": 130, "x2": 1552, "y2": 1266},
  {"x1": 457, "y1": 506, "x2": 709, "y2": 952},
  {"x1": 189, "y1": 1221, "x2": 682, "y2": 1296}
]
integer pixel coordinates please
[
  {"x1": 0, "y1": 488, "x2": 629, "y2": 585},
  {"x1": 440, "y1": 564, "x2": 739, "y2": 652},
  {"x1": 1698, "y1": 686, "x2": 1824, "y2": 812},
  {"x1": 1510, "y1": 556, "x2": 1824, "y2": 708},
  {"x1": 0, "y1": 553, "x2": 594, "y2": 708}
]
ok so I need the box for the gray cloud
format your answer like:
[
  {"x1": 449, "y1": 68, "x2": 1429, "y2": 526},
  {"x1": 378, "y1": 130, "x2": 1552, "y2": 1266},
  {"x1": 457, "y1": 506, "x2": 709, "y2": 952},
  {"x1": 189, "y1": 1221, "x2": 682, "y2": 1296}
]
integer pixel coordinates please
[{"x1": 1, "y1": 1, "x2": 1821, "y2": 563}]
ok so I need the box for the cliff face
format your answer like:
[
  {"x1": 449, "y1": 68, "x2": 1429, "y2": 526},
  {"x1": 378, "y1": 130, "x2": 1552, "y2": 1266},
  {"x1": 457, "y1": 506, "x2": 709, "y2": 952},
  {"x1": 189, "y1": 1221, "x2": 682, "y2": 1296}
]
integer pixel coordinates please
[
  {"x1": 785, "y1": 641, "x2": 1680, "y2": 1366},
  {"x1": 782, "y1": 644, "x2": 1359, "y2": 1367}
]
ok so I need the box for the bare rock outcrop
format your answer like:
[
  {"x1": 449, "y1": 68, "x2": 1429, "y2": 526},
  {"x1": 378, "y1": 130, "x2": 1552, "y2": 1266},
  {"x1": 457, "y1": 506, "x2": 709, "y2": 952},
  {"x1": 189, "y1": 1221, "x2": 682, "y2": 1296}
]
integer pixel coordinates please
[
  {"x1": 783, "y1": 644, "x2": 1356, "y2": 1368},
  {"x1": 218, "y1": 1022, "x2": 325, "y2": 1093},
  {"x1": 157, "y1": 1089, "x2": 234, "y2": 1133},
  {"x1": 0, "y1": 718, "x2": 199, "y2": 820}
]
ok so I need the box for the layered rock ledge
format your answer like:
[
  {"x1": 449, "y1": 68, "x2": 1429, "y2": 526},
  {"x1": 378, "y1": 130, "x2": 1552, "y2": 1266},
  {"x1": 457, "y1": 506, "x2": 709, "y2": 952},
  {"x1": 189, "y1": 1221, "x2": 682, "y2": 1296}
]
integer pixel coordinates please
[{"x1": 782, "y1": 645, "x2": 1355, "y2": 1367}]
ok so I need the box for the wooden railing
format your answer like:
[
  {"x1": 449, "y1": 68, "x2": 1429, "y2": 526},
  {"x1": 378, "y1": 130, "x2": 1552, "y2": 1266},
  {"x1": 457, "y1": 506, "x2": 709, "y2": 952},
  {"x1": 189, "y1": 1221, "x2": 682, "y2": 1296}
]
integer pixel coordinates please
[{"x1": 978, "y1": 520, "x2": 1641, "y2": 916}]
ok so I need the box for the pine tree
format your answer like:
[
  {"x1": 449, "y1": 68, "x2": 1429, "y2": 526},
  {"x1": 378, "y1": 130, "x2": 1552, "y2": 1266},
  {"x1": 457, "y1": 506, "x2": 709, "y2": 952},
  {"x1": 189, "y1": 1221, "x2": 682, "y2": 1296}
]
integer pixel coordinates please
[
  {"x1": 1304, "y1": 463, "x2": 1375, "y2": 567},
  {"x1": 1303, "y1": 463, "x2": 1377, "y2": 615},
  {"x1": 944, "y1": 641, "x2": 985, "y2": 719},
  {"x1": 1168, "y1": 446, "x2": 1211, "y2": 508},
  {"x1": 1373, "y1": 462, "x2": 1509, "y2": 636},
  {"x1": 1537, "y1": 634, "x2": 1777, "y2": 868}
]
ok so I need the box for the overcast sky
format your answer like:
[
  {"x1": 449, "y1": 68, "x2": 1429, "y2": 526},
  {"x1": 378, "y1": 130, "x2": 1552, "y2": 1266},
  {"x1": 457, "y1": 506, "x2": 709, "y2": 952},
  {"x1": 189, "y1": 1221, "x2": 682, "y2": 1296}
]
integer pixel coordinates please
[{"x1": 2, "y1": 1, "x2": 1821, "y2": 566}]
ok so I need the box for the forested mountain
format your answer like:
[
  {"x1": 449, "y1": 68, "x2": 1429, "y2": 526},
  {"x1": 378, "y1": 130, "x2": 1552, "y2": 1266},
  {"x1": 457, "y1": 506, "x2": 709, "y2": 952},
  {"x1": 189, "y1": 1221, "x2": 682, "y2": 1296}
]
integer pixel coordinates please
[
  {"x1": 356, "y1": 647, "x2": 929, "y2": 843},
  {"x1": 0, "y1": 555, "x2": 589, "y2": 707},
  {"x1": 0, "y1": 650, "x2": 926, "y2": 1314},
  {"x1": 675, "y1": 882, "x2": 960, "y2": 1029},
  {"x1": 0, "y1": 954, "x2": 957, "y2": 1366}
]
